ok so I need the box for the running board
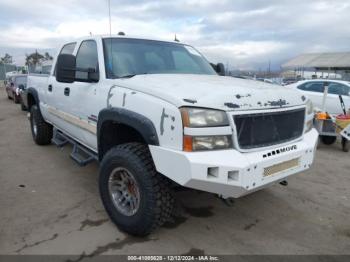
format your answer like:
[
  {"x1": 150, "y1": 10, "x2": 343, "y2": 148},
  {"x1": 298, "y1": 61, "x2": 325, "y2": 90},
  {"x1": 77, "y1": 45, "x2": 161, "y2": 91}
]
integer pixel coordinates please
[
  {"x1": 52, "y1": 129, "x2": 69, "y2": 147},
  {"x1": 70, "y1": 144, "x2": 97, "y2": 166},
  {"x1": 52, "y1": 128, "x2": 98, "y2": 166}
]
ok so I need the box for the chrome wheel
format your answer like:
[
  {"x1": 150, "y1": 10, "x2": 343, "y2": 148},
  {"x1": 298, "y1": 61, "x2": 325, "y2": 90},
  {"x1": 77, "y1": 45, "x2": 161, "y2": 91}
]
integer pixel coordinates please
[{"x1": 108, "y1": 167, "x2": 140, "y2": 216}]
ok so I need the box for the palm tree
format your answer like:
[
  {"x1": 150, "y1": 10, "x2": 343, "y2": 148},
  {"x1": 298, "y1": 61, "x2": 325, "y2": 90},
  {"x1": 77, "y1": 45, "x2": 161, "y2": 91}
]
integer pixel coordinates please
[{"x1": 25, "y1": 50, "x2": 45, "y2": 66}]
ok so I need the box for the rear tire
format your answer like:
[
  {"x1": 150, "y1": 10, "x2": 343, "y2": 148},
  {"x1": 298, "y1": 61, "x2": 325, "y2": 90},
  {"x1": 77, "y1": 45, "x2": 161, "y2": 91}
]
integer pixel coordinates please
[
  {"x1": 21, "y1": 102, "x2": 27, "y2": 111},
  {"x1": 320, "y1": 135, "x2": 337, "y2": 145},
  {"x1": 30, "y1": 105, "x2": 53, "y2": 145},
  {"x1": 99, "y1": 143, "x2": 174, "y2": 236}
]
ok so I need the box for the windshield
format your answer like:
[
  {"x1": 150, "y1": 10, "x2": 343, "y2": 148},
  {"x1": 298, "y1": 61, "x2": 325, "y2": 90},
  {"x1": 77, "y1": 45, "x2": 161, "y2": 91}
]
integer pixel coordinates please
[{"x1": 103, "y1": 38, "x2": 216, "y2": 78}]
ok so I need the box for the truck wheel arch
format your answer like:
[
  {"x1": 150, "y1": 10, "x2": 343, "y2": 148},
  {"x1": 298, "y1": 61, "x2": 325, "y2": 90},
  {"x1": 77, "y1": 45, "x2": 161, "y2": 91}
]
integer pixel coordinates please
[
  {"x1": 27, "y1": 88, "x2": 40, "y2": 111},
  {"x1": 97, "y1": 108, "x2": 159, "y2": 161}
]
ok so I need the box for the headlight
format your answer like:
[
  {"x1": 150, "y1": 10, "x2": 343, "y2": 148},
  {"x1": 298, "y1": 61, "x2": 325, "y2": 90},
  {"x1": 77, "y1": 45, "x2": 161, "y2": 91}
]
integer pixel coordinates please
[
  {"x1": 180, "y1": 107, "x2": 229, "y2": 127},
  {"x1": 306, "y1": 99, "x2": 314, "y2": 115},
  {"x1": 304, "y1": 99, "x2": 314, "y2": 133},
  {"x1": 184, "y1": 135, "x2": 232, "y2": 151}
]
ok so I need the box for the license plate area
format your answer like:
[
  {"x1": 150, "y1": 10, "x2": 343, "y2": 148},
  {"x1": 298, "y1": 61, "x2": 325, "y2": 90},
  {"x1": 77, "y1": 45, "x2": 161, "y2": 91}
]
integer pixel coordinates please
[{"x1": 263, "y1": 158, "x2": 300, "y2": 177}]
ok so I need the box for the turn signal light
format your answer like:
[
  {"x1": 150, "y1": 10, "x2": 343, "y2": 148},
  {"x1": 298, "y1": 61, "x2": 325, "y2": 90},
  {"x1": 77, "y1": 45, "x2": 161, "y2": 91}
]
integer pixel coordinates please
[{"x1": 183, "y1": 135, "x2": 193, "y2": 152}]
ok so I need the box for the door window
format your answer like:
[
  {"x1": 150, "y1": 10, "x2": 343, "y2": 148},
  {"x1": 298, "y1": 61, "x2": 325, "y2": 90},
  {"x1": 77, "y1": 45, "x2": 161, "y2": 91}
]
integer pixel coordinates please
[
  {"x1": 297, "y1": 82, "x2": 324, "y2": 93},
  {"x1": 75, "y1": 40, "x2": 99, "y2": 81}
]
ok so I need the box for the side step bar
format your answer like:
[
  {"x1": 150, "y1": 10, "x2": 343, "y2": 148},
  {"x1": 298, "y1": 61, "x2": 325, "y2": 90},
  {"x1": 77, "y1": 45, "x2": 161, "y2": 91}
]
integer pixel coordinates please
[
  {"x1": 52, "y1": 128, "x2": 98, "y2": 166},
  {"x1": 51, "y1": 129, "x2": 69, "y2": 147}
]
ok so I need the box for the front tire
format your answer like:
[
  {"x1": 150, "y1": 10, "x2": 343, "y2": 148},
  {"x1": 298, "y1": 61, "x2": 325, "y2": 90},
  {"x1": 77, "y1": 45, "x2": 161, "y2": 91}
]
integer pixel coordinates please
[
  {"x1": 99, "y1": 143, "x2": 174, "y2": 236},
  {"x1": 30, "y1": 105, "x2": 53, "y2": 145},
  {"x1": 320, "y1": 135, "x2": 337, "y2": 145}
]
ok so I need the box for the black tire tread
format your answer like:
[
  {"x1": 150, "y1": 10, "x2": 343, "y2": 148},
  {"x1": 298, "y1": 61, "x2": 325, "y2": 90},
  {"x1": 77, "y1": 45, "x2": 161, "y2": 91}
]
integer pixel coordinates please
[
  {"x1": 320, "y1": 135, "x2": 337, "y2": 145},
  {"x1": 21, "y1": 102, "x2": 27, "y2": 111},
  {"x1": 99, "y1": 143, "x2": 174, "y2": 236},
  {"x1": 30, "y1": 105, "x2": 53, "y2": 145}
]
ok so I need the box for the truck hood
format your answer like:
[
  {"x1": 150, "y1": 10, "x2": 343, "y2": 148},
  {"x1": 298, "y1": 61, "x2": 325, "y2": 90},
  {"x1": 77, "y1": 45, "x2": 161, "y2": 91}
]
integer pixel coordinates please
[{"x1": 116, "y1": 74, "x2": 306, "y2": 111}]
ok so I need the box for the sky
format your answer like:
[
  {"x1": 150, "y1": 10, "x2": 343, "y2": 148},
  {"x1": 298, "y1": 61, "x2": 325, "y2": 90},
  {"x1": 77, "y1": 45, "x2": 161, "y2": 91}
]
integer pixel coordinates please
[{"x1": 0, "y1": 0, "x2": 349, "y2": 70}]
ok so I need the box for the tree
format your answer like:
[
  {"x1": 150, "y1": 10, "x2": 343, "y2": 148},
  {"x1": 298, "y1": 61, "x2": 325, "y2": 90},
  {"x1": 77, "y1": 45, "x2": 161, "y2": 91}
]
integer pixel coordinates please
[
  {"x1": 25, "y1": 50, "x2": 45, "y2": 66},
  {"x1": 25, "y1": 50, "x2": 54, "y2": 66},
  {"x1": 44, "y1": 52, "x2": 53, "y2": 61},
  {"x1": 0, "y1": 53, "x2": 13, "y2": 64}
]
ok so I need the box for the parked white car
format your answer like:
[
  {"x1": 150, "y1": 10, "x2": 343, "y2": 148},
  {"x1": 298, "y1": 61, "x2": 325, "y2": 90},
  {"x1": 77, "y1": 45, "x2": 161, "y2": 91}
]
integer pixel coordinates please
[{"x1": 288, "y1": 80, "x2": 350, "y2": 115}]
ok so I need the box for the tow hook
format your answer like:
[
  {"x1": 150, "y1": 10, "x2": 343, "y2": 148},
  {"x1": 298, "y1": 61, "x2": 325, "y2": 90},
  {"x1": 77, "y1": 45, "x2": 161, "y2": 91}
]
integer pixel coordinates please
[{"x1": 279, "y1": 180, "x2": 288, "y2": 186}]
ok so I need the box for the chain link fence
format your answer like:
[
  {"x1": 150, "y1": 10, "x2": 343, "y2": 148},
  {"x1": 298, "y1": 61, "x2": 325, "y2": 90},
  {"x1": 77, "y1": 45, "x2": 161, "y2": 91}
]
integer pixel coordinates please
[
  {"x1": 0, "y1": 64, "x2": 20, "y2": 88},
  {"x1": 0, "y1": 64, "x2": 17, "y2": 80}
]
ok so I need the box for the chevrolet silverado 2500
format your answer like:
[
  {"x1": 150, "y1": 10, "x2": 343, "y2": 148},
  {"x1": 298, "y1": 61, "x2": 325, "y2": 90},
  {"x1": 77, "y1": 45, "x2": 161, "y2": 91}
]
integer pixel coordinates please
[{"x1": 26, "y1": 35, "x2": 318, "y2": 236}]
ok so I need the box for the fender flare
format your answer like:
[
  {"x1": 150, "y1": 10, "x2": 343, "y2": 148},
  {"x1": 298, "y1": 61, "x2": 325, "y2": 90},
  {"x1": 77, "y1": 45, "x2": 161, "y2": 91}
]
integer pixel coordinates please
[
  {"x1": 97, "y1": 107, "x2": 160, "y2": 158},
  {"x1": 26, "y1": 87, "x2": 40, "y2": 110}
]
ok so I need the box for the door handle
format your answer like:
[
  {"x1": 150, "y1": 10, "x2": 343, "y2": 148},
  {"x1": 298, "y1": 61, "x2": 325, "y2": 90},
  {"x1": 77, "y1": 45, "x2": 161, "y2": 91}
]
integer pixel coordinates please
[
  {"x1": 48, "y1": 85, "x2": 53, "y2": 92},
  {"x1": 64, "y1": 87, "x2": 70, "y2": 96}
]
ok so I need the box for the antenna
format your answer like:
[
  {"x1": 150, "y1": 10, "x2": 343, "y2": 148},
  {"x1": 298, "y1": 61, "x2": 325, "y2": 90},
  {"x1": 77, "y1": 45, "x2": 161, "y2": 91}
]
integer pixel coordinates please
[
  {"x1": 108, "y1": 0, "x2": 112, "y2": 36},
  {"x1": 174, "y1": 34, "x2": 179, "y2": 42},
  {"x1": 107, "y1": 0, "x2": 114, "y2": 78}
]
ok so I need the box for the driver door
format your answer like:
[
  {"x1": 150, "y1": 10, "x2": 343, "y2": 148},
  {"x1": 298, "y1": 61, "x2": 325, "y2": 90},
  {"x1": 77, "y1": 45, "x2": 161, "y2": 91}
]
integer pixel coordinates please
[{"x1": 51, "y1": 39, "x2": 100, "y2": 146}]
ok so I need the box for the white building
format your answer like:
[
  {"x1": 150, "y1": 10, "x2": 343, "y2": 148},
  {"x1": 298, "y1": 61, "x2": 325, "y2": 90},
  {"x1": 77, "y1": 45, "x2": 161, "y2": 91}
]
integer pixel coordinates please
[{"x1": 282, "y1": 52, "x2": 350, "y2": 80}]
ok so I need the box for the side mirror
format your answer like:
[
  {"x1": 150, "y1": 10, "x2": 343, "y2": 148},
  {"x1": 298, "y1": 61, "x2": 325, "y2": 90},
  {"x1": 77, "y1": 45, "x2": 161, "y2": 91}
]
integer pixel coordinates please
[
  {"x1": 18, "y1": 84, "x2": 25, "y2": 90},
  {"x1": 56, "y1": 54, "x2": 76, "y2": 83},
  {"x1": 211, "y1": 62, "x2": 225, "y2": 76},
  {"x1": 216, "y1": 63, "x2": 225, "y2": 76}
]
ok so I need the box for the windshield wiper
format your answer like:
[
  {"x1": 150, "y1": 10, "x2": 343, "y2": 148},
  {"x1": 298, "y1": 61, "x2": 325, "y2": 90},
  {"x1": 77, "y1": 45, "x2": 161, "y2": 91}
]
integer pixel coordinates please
[
  {"x1": 119, "y1": 74, "x2": 137, "y2": 79},
  {"x1": 118, "y1": 73, "x2": 148, "y2": 79}
]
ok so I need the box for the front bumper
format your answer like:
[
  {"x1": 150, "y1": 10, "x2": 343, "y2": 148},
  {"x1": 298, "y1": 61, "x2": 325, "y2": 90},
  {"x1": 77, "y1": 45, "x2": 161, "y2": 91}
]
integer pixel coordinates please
[{"x1": 149, "y1": 129, "x2": 319, "y2": 198}]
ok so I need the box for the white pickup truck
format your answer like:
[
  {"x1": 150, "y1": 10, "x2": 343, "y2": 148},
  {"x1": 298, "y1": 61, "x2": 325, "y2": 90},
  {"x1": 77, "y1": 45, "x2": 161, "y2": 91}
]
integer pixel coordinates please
[{"x1": 26, "y1": 35, "x2": 318, "y2": 236}]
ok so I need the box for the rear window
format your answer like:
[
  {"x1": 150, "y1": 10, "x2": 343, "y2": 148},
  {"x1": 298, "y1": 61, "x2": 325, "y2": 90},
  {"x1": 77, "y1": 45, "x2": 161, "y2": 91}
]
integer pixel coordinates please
[
  {"x1": 15, "y1": 76, "x2": 27, "y2": 85},
  {"x1": 328, "y1": 83, "x2": 350, "y2": 96},
  {"x1": 54, "y1": 42, "x2": 77, "y2": 75},
  {"x1": 60, "y1": 42, "x2": 76, "y2": 55}
]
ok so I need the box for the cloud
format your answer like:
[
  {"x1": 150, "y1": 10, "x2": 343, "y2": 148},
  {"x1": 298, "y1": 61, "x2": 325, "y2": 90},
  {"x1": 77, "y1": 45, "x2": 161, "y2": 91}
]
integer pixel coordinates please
[
  {"x1": 201, "y1": 41, "x2": 291, "y2": 70},
  {"x1": 0, "y1": 0, "x2": 349, "y2": 69}
]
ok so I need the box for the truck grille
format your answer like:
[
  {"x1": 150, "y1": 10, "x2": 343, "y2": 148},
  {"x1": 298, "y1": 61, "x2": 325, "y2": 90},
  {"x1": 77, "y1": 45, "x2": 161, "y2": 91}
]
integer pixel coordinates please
[{"x1": 233, "y1": 108, "x2": 305, "y2": 150}]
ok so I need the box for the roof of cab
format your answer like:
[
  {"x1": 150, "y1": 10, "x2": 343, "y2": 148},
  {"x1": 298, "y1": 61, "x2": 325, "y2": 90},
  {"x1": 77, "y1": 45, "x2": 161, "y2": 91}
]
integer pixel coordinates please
[{"x1": 75, "y1": 34, "x2": 186, "y2": 45}]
